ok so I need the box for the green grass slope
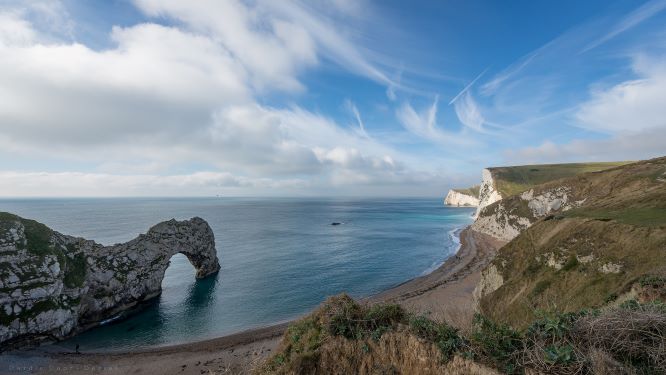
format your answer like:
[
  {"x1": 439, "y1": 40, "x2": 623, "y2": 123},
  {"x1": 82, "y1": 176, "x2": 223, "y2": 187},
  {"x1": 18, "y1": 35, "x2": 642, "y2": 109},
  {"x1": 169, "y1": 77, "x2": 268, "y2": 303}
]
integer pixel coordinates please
[
  {"x1": 453, "y1": 185, "x2": 480, "y2": 197},
  {"x1": 478, "y1": 157, "x2": 666, "y2": 328},
  {"x1": 489, "y1": 161, "x2": 630, "y2": 197}
]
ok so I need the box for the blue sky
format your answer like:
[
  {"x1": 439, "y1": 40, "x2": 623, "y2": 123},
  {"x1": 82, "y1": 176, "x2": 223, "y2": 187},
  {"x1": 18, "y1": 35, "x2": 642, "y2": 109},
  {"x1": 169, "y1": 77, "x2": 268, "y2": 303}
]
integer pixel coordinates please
[{"x1": 0, "y1": 0, "x2": 665, "y2": 196}]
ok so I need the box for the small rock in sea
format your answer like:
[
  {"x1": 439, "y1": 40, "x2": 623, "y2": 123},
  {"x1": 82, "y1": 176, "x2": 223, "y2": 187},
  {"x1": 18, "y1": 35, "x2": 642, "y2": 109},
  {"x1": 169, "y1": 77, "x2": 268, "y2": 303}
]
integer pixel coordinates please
[{"x1": 331, "y1": 222, "x2": 341, "y2": 226}]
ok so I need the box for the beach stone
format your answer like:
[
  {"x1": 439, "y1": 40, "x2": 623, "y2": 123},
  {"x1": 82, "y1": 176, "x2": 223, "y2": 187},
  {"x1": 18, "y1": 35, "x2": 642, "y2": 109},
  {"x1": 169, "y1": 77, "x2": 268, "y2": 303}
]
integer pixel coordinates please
[{"x1": 0, "y1": 213, "x2": 220, "y2": 348}]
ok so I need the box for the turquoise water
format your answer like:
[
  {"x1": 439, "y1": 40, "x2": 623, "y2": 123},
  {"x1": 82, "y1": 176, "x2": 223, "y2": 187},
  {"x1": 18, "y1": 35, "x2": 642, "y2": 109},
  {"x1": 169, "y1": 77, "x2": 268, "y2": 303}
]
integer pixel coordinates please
[{"x1": 0, "y1": 198, "x2": 474, "y2": 351}]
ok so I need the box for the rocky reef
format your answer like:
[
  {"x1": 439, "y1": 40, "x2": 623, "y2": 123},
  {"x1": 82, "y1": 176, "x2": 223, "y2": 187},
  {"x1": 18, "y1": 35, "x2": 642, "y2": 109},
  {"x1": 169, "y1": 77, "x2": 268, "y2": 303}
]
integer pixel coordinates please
[{"x1": 0, "y1": 213, "x2": 220, "y2": 349}]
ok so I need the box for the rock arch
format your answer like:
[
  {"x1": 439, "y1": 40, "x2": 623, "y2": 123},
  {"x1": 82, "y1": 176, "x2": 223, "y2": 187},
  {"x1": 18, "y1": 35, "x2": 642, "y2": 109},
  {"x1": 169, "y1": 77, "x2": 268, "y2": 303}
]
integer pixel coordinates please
[
  {"x1": 0, "y1": 214, "x2": 220, "y2": 348},
  {"x1": 81, "y1": 217, "x2": 220, "y2": 323}
]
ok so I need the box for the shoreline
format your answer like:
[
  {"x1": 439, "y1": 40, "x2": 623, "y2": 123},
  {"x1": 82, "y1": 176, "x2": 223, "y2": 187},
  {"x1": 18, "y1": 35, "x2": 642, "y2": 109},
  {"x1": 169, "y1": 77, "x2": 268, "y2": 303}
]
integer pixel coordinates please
[{"x1": 7, "y1": 224, "x2": 506, "y2": 374}]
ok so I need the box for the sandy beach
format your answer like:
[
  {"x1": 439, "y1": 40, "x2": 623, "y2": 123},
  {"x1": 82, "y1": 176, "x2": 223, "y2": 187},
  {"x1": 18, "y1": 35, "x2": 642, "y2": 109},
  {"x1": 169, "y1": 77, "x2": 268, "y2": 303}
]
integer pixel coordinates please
[{"x1": 3, "y1": 227, "x2": 505, "y2": 375}]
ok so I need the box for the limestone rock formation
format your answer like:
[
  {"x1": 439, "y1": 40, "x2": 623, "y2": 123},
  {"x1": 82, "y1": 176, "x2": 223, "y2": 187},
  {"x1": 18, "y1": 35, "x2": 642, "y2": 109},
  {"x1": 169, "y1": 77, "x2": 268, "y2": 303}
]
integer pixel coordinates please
[
  {"x1": 474, "y1": 169, "x2": 503, "y2": 217},
  {"x1": 444, "y1": 189, "x2": 480, "y2": 207},
  {"x1": 0, "y1": 213, "x2": 220, "y2": 348},
  {"x1": 471, "y1": 185, "x2": 584, "y2": 241}
]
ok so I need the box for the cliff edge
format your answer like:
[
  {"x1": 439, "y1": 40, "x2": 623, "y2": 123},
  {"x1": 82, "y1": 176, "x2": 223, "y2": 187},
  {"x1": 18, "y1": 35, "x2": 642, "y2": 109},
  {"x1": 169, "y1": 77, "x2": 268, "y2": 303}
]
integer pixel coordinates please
[{"x1": 0, "y1": 214, "x2": 220, "y2": 349}]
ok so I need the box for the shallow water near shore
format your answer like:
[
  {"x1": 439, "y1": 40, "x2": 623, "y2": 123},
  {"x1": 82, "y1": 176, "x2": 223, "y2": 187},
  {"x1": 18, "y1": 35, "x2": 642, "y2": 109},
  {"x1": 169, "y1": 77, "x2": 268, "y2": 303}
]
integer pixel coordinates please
[{"x1": 0, "y1": 197, "x2": 474, "y2": 351}]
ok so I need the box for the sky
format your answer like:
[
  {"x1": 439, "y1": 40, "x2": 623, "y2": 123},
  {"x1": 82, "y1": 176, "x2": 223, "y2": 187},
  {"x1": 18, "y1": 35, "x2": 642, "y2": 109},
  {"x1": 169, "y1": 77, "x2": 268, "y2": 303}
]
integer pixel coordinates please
[{"x1": 0, "y1": 0, "x2": 665, "y2": 197}]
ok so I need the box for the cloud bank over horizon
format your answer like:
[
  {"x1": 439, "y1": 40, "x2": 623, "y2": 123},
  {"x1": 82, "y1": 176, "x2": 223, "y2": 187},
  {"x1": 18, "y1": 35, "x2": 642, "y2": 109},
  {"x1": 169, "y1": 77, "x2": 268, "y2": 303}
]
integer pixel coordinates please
[{"x1": 0, "y1": 0, "x2": 665, "y2": 196}]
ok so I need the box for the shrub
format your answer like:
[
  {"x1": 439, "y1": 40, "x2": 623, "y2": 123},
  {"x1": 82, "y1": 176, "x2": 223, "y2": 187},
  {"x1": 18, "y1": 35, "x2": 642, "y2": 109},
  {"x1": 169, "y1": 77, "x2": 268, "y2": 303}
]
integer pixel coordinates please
[
  {"x1": 408, "y1": 315, "x2": 463, "y2": 360},
  {"x1": 574, "y1": 303, "x2": 666, "y2": 373},
  {"x1": 470, "y1": 314, "x2": 523, "y2": 373},
  {"x1": 526, "y1": 311, "x2": 583, "y2": 340},
  {"x1": 531, "y1": 279, "x2": 551, "y2": 296},
  {"x1": 321, "y1": 295, "x2": 404, "y2": 341},
  {"x1": 543, "y1": 344, "x2": 574, "y2": 365},
  {"x1": 560, "y1": 256, "x2": 579, "y2": 272},
  {"x1": 604, "y1": 293, "x2": 618, "y2": 304},
  {"x1": 260, "y1": 297, "x2": 666, "y2": 375},
  {"x1": 63, "y1": 252, "x2": 87, "y2": 288},
  {"x1": 639, "y1": 275, "x2": 666, "y2": 288}
]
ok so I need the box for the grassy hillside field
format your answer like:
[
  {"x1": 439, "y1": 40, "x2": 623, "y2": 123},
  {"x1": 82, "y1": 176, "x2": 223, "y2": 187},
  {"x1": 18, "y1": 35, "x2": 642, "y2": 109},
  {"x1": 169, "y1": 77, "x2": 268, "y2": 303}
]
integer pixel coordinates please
[
  {"x1": 479, "y1": 157, "x2": 666, "y2": 328},
  {"x1": 488, "y1": 161, "x2": 631, "y2": 197}
]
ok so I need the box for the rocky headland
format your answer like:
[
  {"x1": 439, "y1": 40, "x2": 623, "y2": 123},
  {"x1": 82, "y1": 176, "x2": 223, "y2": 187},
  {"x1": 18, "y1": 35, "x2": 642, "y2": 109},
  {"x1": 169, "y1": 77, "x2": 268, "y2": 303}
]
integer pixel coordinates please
[
  {"x1": 444, "y1": 186, "x2": 480, "y2": 207},
  {"x1": 0, "y1": 214, "x2": 220, "y2": 349}
]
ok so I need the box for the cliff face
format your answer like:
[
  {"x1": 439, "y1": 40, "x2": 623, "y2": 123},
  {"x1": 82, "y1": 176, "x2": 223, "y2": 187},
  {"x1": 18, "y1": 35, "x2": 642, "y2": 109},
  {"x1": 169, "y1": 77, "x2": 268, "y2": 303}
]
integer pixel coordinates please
[
  {"x1": 0, "y1": 214, "x2": 220, "y2": 348},
  {"x1": 444, "y1": 189, "x2": 480, "y2": 207},
  {"x1": 472, "y1": 157, "x2": 666, "y2": 326},
  {"x1": 474, "y1": 169, "x2": 502, "y2": 217},
  {"x1": 471, "y1": 162, "x2": 629, "y2": 233},
  {"x1": 471, "y1": 185, "x2": 584, "y2": 241}
]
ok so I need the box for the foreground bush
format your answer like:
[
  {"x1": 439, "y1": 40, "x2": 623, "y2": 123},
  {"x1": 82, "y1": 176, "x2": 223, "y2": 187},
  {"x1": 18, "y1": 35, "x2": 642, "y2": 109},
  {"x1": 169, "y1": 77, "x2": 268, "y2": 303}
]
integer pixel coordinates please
[{"x1": 258, "y1": 295, "x2": 666, "y2": 374}]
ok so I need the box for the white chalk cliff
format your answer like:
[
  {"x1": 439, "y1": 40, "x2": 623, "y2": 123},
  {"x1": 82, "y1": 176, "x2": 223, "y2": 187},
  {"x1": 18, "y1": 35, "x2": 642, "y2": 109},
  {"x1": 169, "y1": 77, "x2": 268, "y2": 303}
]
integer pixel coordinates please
[
  {"x1": 444, "y1": 190, "x2": 480, "y2": 207},
  {"x1": 471, "y1": 185, "x2": 584, "y2": 242},
  {"x1": 474, "y1": 169, "x2": 503, "y2": 218},
  {"x1": 0, "y1": 213, "x2": 220, "y2": 348}
]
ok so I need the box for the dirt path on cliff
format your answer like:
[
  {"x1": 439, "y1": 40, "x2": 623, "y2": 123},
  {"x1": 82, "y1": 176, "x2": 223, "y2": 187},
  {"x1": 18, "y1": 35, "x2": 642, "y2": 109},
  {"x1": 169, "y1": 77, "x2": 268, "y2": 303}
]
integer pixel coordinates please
[{"x1": 5, "y1": 228, "x2": 505, "y2": 375}]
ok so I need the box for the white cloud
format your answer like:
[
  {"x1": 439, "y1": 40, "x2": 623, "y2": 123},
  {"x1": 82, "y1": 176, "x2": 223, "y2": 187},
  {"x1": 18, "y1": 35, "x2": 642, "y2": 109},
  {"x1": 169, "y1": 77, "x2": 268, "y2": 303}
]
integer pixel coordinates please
[
  {"x1": 132, "y1": 0, "x2": 391, "y2": 90},
  {"x1": 503, "y1": 128, "x2": 666, "y2": 164},
  {"x1": 582, "y1": 0, "x2": 666, "y2": 53},
  {"x1": 344, "y1": 100, "x2": 369, "y2": 138},
  {"x1": 575, "y1": 55, "x2": 666, "y2": 134},
  {"x1": 0, "y1": 171, "x2": 308, "y2": 197},
  {"x1": 453, "y1": 92, "x2": 485, "y2": 132},
  {"x1": 0, "y1": 10, "x2": 36, "y2": 46},
  {"x1": 396, "y1": 96, "x2": 477, "y2": 147},
  {"x1": 0, "y1": 2, "x2": 444, "y2": 197},
  {"x1": 481, "y1": 48, "x2": 543, "y2": 95}
]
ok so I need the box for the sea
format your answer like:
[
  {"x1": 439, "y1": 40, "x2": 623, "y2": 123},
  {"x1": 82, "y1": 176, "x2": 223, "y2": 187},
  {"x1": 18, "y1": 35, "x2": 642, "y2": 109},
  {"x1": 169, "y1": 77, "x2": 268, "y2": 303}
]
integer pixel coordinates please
[{"x1": 0, "y1": 197, "x2": 475, "y2": 351}]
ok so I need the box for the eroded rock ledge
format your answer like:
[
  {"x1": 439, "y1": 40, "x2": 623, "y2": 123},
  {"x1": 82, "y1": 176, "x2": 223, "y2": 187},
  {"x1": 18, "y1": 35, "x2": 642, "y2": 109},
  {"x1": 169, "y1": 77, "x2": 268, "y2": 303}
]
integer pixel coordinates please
[{"x1": 0, "y1": 213, "x2": 220, "y2": 349}]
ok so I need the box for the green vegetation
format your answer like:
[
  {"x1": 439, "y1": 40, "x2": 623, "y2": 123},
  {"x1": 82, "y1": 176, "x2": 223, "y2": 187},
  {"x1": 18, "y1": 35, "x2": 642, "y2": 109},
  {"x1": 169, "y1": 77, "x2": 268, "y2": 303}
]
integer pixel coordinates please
[
  {"x1": 488, "y1": 161, "x2": 629, "y2": 197},
  {"x1": 564, "y1": 207, "x2": 666, "y2": 227},
  {"x1": 408, "y1": 315, "x2": 463, "y2": 360},
  {"x1": 480, "y1": 217, "x2": 666, "y2": 328},
  {"x1": 531, "y1": 279, "x2": 552, "y2": 296},
  {"x1": 560, "y1": 256, "x2": 579, "y2": 272},
  {"x1": 261, "y1": 296, "x2": 666, "y2": 375},
  {"x1": 470, "y1": 314, "x2": 522, "y2": 373},
  {"x1": 260, "y1": 295, "x2": 464, "y2": 374},
  {"x1": 1, "y1": 298, "x2": 65, "y2": 325},
  {"x1": 63, "y1": 252, "x2": 87, "y2": 288},
  {"x1": 479, "y1": 157, "x2": 666, "y2": 329},
  {"x1": 453, "y1": 185, "x2": 480, "y2": 197},
  {"x1": 0, "y1": 212, "x2": 89, "y2": 289},
  {"x1": 640, "y1": 275, "x2": 666, "y2": 288},
  {"x1": 0, "y1": 212, "x2": 54, "y2": 255}
]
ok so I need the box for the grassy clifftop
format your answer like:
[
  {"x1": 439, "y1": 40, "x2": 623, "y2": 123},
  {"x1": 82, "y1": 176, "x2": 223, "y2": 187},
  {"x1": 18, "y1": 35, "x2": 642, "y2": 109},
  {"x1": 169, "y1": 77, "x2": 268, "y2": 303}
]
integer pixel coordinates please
[
  {"x1": 453, "y1": 185, "x2": 480, "y2": 197},
  {"x1": 478, "y1": 157, "x2": 666, "y2": 328},
  {"x1": 488, "y1": 161, "x2": 630, "y2": 197}
]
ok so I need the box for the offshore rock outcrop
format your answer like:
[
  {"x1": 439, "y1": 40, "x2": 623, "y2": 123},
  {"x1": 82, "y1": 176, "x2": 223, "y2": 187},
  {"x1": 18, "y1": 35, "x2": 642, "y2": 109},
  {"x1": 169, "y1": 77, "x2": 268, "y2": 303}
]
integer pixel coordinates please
[{"x1": 0, "y1": 213, "x2": 220, "y2": 348}]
